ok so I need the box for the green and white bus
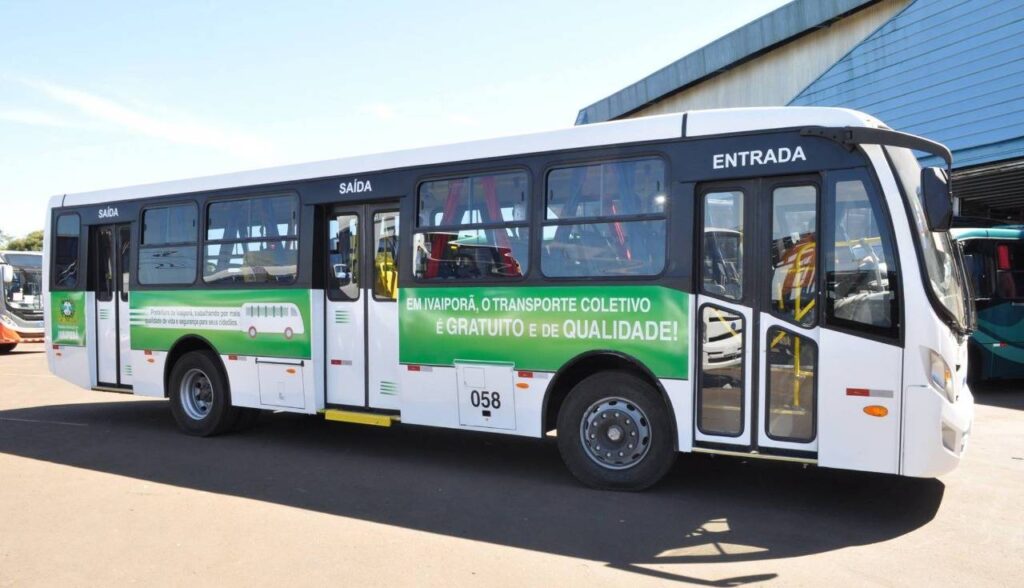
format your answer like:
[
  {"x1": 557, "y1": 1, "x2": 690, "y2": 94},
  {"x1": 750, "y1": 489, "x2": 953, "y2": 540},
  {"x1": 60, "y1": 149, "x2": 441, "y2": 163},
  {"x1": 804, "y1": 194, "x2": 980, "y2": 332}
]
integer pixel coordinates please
[{"x1": 44, "y1": 107, "x2": 975, "y2": 489}]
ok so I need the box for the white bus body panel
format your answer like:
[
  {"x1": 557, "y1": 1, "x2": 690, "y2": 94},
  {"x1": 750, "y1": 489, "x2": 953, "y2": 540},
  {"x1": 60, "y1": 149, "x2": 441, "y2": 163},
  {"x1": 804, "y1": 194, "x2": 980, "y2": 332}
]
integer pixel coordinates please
[
  {"x1": 863, "y1": 145, "x2": 973, "y2": 476},
  {"x1": 325, "y1": 295, "x2": 366, "y2": 406},
  {"x1": 131, "y1": 349, "x2": 165, "y2": 397},
  {"x1": 662, "y1": 378, "x2": 692, "y2": 453},
  {"x1": 118, "y1": 294, "x2": 133, "y2": 385},
  {"x1": 399, "y1": 366, "x2": 545, "y2": 438},
  {"x1": 817, "y1": 330, "x2": 902, "y2": 474},
  {"x1": 367, "y1": 296, "x2": 399, "y2": 410},
  {"x1": 95, "y1": 295, "x2": 117, "y2": 384}
]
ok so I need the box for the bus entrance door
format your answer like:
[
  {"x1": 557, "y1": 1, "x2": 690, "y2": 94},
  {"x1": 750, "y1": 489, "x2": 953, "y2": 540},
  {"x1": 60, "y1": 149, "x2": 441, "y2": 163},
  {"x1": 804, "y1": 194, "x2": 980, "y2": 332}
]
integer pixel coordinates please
[
  {"x1": 92, "y1": 223, "x2": 132, "y2": 387},
  {"x1": 324, "y1": 202, "x2": 401, "y2": 410},
  {"x1": 694, "y1": 177, "x2": 821, "y2": 459}
]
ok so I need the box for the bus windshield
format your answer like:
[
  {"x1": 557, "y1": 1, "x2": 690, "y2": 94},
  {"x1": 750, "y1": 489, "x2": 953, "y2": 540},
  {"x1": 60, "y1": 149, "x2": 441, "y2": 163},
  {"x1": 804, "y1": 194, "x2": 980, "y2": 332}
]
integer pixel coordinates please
[
  {"x1": 2, "y1": 253, "x2": 43, "y2": 311},
  {"x1": 885, "y1": 147, "x2": 968, "y2": 331}
]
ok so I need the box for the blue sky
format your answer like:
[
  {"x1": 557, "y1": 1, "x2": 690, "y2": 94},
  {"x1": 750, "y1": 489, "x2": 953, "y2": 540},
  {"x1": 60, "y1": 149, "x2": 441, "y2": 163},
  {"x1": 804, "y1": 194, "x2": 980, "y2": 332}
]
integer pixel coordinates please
[{"x1": 0, "y1": 0, "x2": 788, "y2": 238}]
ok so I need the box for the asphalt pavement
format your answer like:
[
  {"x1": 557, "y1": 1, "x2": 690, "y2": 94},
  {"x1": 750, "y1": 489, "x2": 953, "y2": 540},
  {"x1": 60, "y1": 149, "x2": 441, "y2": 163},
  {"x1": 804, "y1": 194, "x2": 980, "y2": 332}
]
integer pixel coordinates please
[{"x1": 1, "y1": 343, "x2": 1021, "y2": 586}]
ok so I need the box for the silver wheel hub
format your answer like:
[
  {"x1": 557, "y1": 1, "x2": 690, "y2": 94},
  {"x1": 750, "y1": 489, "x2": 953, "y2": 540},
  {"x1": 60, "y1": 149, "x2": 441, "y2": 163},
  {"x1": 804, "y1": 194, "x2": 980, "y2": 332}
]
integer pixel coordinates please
[
  {"x1": 580, "y1": 397, "x2": 652, "y2": 470},
  {"x1": 180, "y1": 368, "x2": 214, "y2": 421}
]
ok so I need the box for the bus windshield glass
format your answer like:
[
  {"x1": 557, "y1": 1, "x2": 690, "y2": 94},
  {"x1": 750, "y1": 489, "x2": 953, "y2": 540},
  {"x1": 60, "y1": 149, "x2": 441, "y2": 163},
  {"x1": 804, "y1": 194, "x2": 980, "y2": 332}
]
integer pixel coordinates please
[
  {"x1": 2, "y1": 253, "x2": 43, "y2": 311},
  {"x1": 885, "y1": 147, "x2": 967, "y2": 331}
]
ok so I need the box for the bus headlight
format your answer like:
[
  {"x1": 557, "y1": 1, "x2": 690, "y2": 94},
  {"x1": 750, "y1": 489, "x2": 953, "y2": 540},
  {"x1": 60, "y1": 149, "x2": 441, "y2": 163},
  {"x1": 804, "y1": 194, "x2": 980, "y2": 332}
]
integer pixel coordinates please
[{"x1": 928, "y1": 350, "x2": 955, "y2": 403}]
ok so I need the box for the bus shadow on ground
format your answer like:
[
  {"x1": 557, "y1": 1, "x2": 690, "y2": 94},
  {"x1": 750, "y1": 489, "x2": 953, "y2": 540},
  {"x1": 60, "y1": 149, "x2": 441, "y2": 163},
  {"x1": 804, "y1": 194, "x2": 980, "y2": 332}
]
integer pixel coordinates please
[
  {"x1": 0, "y1": 400, "x2": 944, "y2": 586},
  {"x1": 972, "y1": 381, "x2": 1024, "y2": 410}
]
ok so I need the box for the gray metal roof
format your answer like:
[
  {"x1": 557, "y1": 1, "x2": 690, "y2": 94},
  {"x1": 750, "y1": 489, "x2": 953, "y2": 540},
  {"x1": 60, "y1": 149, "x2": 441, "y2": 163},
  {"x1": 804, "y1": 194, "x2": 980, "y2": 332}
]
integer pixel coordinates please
[{"x1": 575, "y1": 0, "x2": 879, "y2": 125}]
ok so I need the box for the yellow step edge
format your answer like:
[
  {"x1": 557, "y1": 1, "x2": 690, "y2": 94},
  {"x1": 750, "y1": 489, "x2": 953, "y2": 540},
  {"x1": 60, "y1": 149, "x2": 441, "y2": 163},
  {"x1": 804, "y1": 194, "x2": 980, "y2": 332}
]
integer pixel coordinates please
[{"x1": 321, "y1": 409, "x2": 398, "y2": 427}]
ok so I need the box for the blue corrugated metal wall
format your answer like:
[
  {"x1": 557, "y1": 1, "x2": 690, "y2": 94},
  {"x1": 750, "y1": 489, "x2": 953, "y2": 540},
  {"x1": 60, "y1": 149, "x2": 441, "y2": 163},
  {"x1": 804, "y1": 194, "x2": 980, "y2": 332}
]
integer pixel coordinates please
[{"x1": 790, "y1": 0, "x2": 1024, "y2": 168}]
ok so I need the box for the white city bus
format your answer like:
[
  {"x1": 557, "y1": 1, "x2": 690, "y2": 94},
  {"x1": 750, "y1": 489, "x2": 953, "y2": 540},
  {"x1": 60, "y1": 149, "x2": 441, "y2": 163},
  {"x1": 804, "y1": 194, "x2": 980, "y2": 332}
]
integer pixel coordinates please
[
  {"x1": 44, "y1": 107, "x2": 974, "y2": 490},
  {"x1": 0, "y1": 250, "x2": 45, "y2": 352}
]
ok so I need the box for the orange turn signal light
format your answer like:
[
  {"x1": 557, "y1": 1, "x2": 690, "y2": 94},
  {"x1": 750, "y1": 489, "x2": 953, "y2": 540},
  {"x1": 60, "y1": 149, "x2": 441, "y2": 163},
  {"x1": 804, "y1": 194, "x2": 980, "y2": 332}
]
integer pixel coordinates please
[
  {"x1": 515, "y1": 382, "x2": 529, "y2": 389},
  {"x1": 864, "y1": 405, "x2": 888, "y2": 417}
]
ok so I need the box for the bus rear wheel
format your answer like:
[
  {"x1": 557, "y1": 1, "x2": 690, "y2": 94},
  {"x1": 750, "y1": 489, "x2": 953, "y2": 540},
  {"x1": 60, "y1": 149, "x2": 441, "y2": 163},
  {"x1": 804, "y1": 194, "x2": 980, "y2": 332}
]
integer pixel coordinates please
[
  {"x1": 557, "y1": 371, "x2": 675, "y2": 491},
  {"x1": 168, "y1": 351, "x2": 238, "y2": 436},
  {"x1": 0, "y1": 343, "x2": 16, "y2": 354}
]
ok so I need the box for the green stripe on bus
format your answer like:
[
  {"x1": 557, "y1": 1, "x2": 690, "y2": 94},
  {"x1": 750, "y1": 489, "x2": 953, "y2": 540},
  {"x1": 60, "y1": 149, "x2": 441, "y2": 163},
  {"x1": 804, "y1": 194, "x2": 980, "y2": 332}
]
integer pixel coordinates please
[
  {"x1": 399, "y1": 285, "x2": 689, "y2": 380},
  {"x1": 129, "y1": 289, "x2": 312, "y2": 360}
]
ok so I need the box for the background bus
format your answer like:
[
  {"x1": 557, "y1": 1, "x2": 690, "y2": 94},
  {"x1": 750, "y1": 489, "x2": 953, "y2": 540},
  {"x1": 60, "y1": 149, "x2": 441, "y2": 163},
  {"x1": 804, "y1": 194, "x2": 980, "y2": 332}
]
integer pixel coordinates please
[
  {"x1": 43, "y1": 107, "x2": 974, "y2": 490},
  {"x1": 955, "y1": 226, "x2": 1024, "y2": 381},
  {"x1": 0, "y1": 250, "x2": 44, "y2": 353}
]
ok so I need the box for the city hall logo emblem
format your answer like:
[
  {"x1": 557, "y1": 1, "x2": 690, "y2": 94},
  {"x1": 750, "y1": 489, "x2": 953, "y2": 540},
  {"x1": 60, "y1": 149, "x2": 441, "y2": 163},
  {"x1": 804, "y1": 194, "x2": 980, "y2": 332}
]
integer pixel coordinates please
[
  {"x1": 339, "y1": 178, "x2": 373, "y2": 195},
  {"x1": 60, "y1": 299, "x2": 75, "y2": 320}
]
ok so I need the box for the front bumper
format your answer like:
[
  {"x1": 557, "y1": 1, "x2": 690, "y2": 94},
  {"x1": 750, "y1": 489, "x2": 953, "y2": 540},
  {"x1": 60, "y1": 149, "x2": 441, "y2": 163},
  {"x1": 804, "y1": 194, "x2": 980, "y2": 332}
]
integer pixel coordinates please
[{"x1": 901, "y1": 383, "x2": 974, "y2": 477}]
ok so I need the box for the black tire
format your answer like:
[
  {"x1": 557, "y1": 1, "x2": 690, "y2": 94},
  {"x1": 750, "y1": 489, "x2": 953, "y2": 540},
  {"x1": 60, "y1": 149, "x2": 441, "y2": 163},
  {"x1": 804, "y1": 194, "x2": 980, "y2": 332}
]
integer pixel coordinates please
[
  {"x1": 168, "y1": 350, "x2": 238, "y2": 436},
  {"x1": 232, "y1": 407, "x2": 262, "y2": 432},
  {"x1": 557, "y1": 371, "x2": 676, "y2": 491},
  {"x1": 0, "y1": 343, "x2": 16, "y2": 354}
]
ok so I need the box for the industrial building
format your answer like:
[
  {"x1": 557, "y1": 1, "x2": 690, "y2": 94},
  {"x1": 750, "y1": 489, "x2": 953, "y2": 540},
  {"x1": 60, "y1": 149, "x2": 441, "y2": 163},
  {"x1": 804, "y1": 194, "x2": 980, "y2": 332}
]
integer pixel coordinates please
[{"x1": 576, "y1": 0, "x2": 1024, "y2": 221}]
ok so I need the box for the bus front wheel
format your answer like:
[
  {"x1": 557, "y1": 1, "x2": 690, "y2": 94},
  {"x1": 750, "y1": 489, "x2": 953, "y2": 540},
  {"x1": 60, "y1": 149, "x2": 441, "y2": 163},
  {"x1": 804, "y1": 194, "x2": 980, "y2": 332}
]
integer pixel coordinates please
[
  {"x1": 557, "y1": 371, "x2": 675, "y2": 491},
  {"x1": 168, "y1": 351, "x2": 238, "y2": 436},
  {"x1": 0, "y1": 343, "x2": 16, "y2": 354}
]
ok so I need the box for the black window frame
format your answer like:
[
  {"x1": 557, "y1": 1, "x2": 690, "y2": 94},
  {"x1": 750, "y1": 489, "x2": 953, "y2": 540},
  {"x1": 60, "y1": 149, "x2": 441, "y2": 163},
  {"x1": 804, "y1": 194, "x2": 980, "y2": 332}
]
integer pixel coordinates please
[
  {"x1": 202, "y1": 192, "x2": 301, "y2": 287},
  {"x1": 412, "y1": 167, "x2": 531, "y2": 284},
  {"x1": 51, "y1": 212, "x2": 82, "y2": 291},
  {"x1": 539, "y1": 155, "x2": 670, "y2": 281},
  {"x1": 138, "y1": 201, "x2": 200, "y2": 287}
]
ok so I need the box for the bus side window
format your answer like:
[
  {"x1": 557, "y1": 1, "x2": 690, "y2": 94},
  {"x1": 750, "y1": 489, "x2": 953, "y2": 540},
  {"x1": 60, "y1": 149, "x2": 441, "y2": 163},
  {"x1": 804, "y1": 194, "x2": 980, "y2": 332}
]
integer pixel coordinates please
[
  {"x1": 995, "y1": 242, "x2": 1024, "y2": 300},
  {"x1": 53, "y1": 214, "x2": 80, "y2": 289},
  {"x1": 960, "y1": 240, "x2": 993, "y2": 301},
  {"x1": 825, "y1": 172, "x2": 900, "y2": 336}
]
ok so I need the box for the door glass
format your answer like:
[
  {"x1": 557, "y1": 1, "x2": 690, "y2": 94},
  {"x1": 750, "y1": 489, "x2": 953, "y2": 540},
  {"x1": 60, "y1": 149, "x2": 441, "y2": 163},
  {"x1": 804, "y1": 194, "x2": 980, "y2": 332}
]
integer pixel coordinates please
[
  {"x1": 118, "y1": 226, "x2": 131, "y2": 302},
  {"x1": 373, "y1": 211, "x2": 399, "y2": 300},
  {"x1": 770, "y1": 185, "x2": 817, "y2": 326},
  {"x1": 328, "y1": 214, "x2": 359, "y2": 300},
  {"x1": 765, "y1": 327, "x2": 816, "y2": 442},
  {"x1": 702, "y1": 191, "x2": 744, "y2": 300},
  {"x1": 698, "y1": 305, "x2": 745, "y2": 436},
  {"x1": 96, "y1": 228, "x2": 114, "y2": 302}
]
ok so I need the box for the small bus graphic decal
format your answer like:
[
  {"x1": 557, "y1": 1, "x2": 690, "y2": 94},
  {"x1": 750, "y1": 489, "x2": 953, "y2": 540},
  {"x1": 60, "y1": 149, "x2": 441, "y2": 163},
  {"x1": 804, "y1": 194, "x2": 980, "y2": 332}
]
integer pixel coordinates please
[{"x1": 241, "y1": 303, "x2": 305, "y2": 340}]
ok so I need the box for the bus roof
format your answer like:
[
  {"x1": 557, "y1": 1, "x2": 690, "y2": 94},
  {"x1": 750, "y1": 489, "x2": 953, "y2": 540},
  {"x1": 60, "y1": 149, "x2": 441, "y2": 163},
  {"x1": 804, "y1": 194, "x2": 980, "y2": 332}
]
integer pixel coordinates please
[{"x1": 53, "y1": 107, "x2": 882, "y2": 209}]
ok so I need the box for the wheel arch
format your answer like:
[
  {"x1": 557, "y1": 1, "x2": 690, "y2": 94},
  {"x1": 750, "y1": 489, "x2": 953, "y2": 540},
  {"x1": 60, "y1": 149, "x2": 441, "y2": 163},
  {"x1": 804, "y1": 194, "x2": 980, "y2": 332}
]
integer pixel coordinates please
[
  {"x1": 541, "y1": 350, "x2": 678, "y2": 448},
  {"x1": 163, "y1": 335, "x2": 226, "y2": 398}
]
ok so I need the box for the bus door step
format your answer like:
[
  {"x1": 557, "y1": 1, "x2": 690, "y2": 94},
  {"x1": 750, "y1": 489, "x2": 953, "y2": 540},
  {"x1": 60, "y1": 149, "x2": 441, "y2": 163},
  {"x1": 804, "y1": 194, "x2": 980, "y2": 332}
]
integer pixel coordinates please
[{"x1": 321, "y1": 409, "x2": 399, "y2": 427}]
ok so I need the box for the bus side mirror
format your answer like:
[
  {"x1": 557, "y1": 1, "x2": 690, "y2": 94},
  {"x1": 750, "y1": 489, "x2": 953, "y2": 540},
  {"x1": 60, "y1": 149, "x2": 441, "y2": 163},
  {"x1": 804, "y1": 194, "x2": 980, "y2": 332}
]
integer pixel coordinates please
[
  {"x1": 0, "y1": 264, "x2": 12, "y2": 284},
  {"x1": 921, "y1": 167, "x2": 952, "y2": 232}
]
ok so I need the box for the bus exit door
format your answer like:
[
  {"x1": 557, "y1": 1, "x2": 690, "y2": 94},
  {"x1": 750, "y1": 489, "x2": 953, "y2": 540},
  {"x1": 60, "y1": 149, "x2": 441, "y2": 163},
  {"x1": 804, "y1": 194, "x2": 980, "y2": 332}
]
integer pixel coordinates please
[
  {"x1": 92, "y1": 224, "x2": 133, "y2": 387},
  {"x1": 323, "y1": 202, "x2": 401, "y2": 410}
]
